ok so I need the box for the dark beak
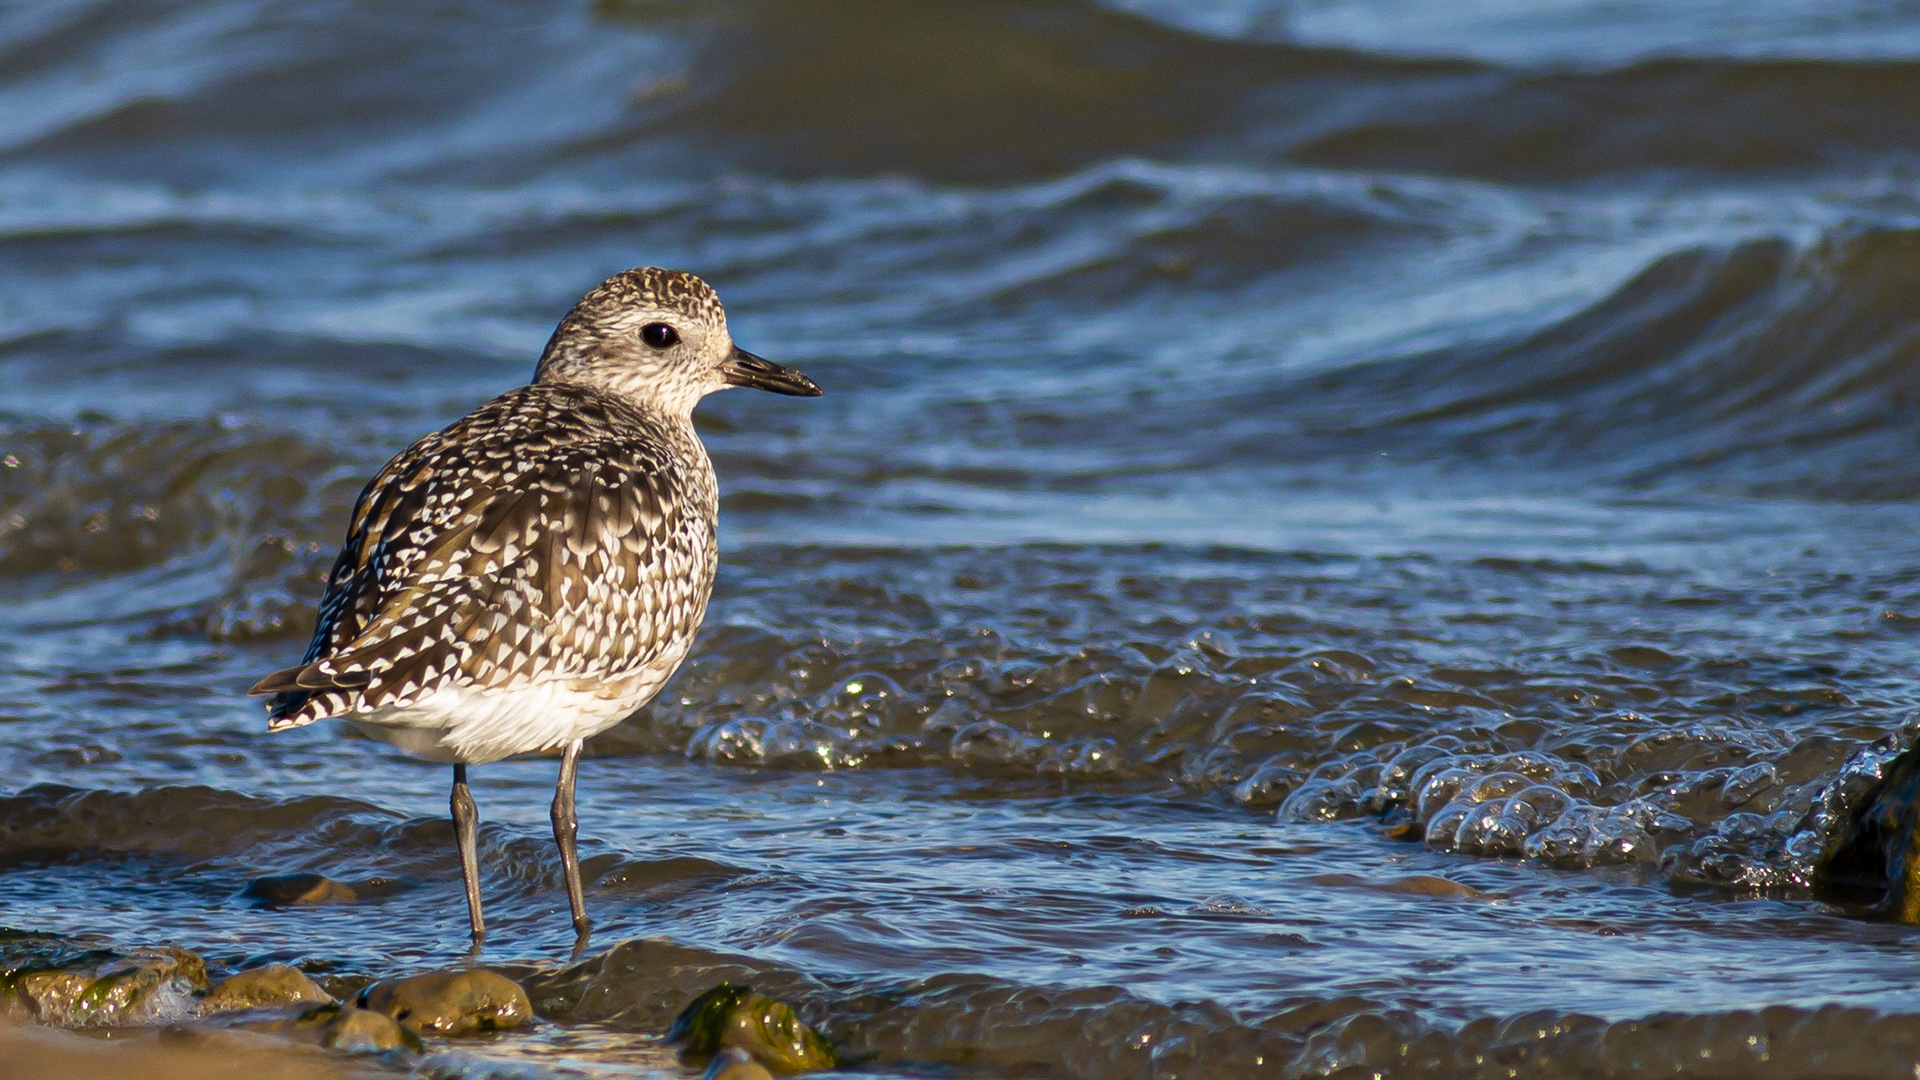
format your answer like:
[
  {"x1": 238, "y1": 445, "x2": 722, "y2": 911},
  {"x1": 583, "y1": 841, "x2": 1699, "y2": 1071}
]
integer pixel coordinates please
[{"x1": 721, "y1": 346, "x2": 822, "y2": 396}]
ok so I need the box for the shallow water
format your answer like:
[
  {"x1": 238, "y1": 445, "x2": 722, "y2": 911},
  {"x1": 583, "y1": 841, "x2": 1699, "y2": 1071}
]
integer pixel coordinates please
[{"x1": 9, "y1": 0, "x2": 1920, "y2": 1076}]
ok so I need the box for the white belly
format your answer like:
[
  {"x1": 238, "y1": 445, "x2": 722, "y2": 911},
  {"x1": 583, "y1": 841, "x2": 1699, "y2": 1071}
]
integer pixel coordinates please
[{"x1": 347, "y1": 680, "x2": 650, "y2": 765}]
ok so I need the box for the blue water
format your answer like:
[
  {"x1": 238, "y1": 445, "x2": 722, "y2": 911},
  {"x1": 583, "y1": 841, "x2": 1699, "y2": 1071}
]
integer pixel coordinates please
[{"x1": 9, "y1": 1, "x2": 1920, "y2": 1076}]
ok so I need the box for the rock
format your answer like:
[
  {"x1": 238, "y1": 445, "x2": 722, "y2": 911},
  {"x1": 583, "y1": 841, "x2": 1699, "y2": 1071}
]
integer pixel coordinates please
[
  {"x1": 706, "y1": 1047, "x2": 777, "y2": 1080},
  {"x1": 357, "y1": 969, "x2": 533, "y2": 1036},
  {"x1": 1821, "y1": 739, "x2": 1920, "y2": 919},
  {"x1": 667, "y1": 984, "x2": 837, "y2": 1074},
  {"x1": 200, "y1": 964, "x2": 332, "y2": 1013},
  {"x1": 0, "y1": 932, "x2": 208, "y2": 1027},
  {"x1": 318, "y1": 1005, "x2": 416, "y2": 1052},
  {"x1": 239, "y1": 873, "x2": 358, "y2": 907},
  {"x1": 235, "y1": 1001, "x2": 421, "y2": 1053}
]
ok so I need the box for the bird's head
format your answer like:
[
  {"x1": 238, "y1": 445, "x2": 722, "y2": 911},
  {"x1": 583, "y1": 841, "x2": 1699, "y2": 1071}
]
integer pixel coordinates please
[{"x1": 534, "y1": 267, "x2": 821, "y2": 415}]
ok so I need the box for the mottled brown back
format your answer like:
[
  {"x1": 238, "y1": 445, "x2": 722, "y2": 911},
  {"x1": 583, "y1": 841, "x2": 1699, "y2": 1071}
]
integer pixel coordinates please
[{"x1": 253, "y1": 382, "x2": 719, "y2": 727}]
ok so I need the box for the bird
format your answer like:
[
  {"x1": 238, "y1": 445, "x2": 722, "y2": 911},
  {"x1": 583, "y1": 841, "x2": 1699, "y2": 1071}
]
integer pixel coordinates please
[{"x1": 249, "y1": 267, "x2": 820, "y2": 943}]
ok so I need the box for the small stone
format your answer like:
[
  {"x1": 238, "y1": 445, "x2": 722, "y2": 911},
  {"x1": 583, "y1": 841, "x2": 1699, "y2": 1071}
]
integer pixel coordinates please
[
  {"x1": 358, "y1": 969, "x2": 533, "y2": 1036},
  {"x1": 240, "y1": 873, "x2": 359, "y2": 907},
  {"x1": 8, "y1": 944, "x2": 208, "y2": 1027},
  {"x1": 667, "y1": 984, "x2": 837, "y2": 1074},
  {"x1": 233, "y1": 1000, "x2": 422, "y2": 1053},
  {"x1": 201, "y1": 964, "x2": 333, "y2": 1013},
  {"x1": 706, "y1": 1046, "x2": 777, "y2": 1080},
  {"x1": 321, "y1": 1004, "x2": 416, "y2": 1052}
]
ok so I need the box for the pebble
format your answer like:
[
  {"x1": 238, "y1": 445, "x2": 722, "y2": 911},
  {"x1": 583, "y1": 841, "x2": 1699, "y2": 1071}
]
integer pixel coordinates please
[
  {"x1": 667, "y1": 983, "x2": 837, "y2": 1073},
  {"x1": 319, "y1": 1005, "x2": 415, "y2": 1052},
  {"x1": 235, "y1": 1001, "x2": 421, "y2": 1053},
  {"x1": 239, "y1": 873, "x2": 359, "y2": 907},
  {"x1": 357, "y1": 969, "x2": 533, "y2": 1035},
  {"x1": 200, "y1": 964, "x2": 332, "y2": 1013}
]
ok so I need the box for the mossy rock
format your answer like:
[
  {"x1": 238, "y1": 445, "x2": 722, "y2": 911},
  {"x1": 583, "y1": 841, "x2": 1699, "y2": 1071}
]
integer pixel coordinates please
[
  {"x1": 667, "y1": 983, "x2": 837, "y2": 1073},
  {"x1": 201, "y1": 964, "x2": 333, "y2": 1013},
  {"x1": 357, "y1": 969, "x2": 532, "y2": 1036},
  {"x1": 0, "y1": 932, "x2": 207, "y2": 1027}
]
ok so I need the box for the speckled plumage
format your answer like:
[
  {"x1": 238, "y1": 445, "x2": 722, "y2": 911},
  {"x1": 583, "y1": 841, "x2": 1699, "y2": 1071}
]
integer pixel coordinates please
[
  {"x1": 255, "y1": 383, "x2": 717, "y2": 761},
  {"x1": 252, "y1": 267, "x2": 819, "y2": 941}
]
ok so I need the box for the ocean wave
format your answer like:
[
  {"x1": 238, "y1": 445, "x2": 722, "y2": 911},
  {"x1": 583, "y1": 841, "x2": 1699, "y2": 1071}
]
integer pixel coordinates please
[
  {"x1": 8, "y1": 0, "x2": 1919, "y2": 188},
  {"x1": 1261, "y1": 225, "x2": 1920, "y2": 499}
]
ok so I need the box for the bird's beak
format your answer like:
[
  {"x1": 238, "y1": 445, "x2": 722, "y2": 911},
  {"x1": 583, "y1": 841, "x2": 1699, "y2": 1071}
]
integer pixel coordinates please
[{"x1": 720, "y1": 346, "x2": 822, "y2": 396}]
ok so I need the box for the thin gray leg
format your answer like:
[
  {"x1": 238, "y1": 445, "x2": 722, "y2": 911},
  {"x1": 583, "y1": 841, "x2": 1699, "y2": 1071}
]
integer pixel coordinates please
[
  {"x1": 451, "y1": 763, "x2": 485, "y2": 943},
  {"x1": 552, "y1": 739, "x2": 592, "y2": 938}
]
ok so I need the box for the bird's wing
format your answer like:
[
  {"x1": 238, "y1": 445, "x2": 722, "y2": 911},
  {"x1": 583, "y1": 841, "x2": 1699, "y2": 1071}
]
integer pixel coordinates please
[{"x1": 251, "y1": 405, "x2": 712, "y2": 727}]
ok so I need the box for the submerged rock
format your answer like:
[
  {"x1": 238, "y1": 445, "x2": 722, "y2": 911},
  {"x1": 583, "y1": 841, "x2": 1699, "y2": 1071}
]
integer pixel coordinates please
[
  {"x1": 358, "y1": 969, "x2": 533, "y2": 1036},
  {"x1": 200, "y1": 964, "x2": 332, "y2": 1014},
  {"x1": 316, "y1": 1004, "x2": 416, "y2": 1052},
  {"x1": 1820, "y1": 739, "x2": 1920, "y2": 919},
  {"x1": 667, "y1": 984, "x2": 837, "y2": 1074},
  {"x1": 0, "y1": 932, "x2": 207, "y2": 1027},
  {"x1": 236, "y1": 1001, "x2": 422, "y2": 1053},
  {"x1": 239, "y1": 873, "x2": 359, "y2": 907}
]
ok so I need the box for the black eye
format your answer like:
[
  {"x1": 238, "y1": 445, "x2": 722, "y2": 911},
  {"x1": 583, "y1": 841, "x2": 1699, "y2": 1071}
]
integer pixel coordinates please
[{"x1": 640, "y1": 322, "x2": 680, "y2": 349}]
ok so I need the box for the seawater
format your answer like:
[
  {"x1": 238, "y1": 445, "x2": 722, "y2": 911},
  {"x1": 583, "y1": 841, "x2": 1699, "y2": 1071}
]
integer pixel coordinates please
[{"x1": 8, "y1": 1, "x2": 1920, "y2": 1076}]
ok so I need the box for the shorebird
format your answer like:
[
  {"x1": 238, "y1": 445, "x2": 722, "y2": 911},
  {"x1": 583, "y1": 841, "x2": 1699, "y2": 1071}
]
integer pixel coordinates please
[{"x1": 249, "y1": 268, "x2": 820, "y2": 942}]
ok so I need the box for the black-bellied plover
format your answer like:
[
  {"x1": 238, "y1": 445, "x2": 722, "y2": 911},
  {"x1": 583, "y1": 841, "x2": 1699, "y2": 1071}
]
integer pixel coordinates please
[{"x1": 250, "y1": 268, "x2": 820, "y2": 942}]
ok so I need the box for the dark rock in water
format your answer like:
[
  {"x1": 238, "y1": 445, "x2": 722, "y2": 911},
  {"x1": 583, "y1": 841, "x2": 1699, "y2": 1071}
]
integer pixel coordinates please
[
  {"x1": 316, "y1": 1004, "x2": 416, "y2": 1052},
  {"x1": 235, "y1": 1001, "x2": 421, "y2": 1053},
  {"x1": 705, "y1": 1046, "x2": 777, "y2": 1080},
  {"x1": 357, "y1": 969, "x2": 533, "y2": 1036},
  {"x1": 667, "y1": 983, "x2": 837, "y2": 1073},
  {"x1": 200, "y1": 964, "x2": 332, "y2": 1013},
  {"x1": 504, "y1": 936, "x2": 819, "y2": 1029},
  {"x1": 1820, "y1": 740, "x2": 1920, "y2": 919},
  {"x1": 238, "y1": 873, "x2": 359, "y2": 907},
  {"x1": 0, "y1": 931, "x2": 207, "y2": 1027}
]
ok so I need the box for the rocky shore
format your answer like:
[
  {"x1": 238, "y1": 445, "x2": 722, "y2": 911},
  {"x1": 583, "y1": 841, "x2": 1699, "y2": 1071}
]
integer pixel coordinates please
[{"x1": 1, "y1": 929, "x2": 836, "y2": 1080}]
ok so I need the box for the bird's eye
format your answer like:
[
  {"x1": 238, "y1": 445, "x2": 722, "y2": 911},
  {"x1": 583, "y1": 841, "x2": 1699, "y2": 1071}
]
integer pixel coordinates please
[{"x1": 639, "y1": 322, "x2": 680, "y2": 349}]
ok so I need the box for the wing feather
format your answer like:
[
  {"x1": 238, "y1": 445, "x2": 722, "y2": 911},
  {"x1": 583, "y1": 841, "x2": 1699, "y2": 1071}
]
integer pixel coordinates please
[{"x1": 251, "y1": 387, "x2": 715, "y2": 727}]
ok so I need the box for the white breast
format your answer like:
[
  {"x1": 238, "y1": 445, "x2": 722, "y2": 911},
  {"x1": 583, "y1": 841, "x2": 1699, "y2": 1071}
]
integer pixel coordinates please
[{"x1": 345, "y1": 643, "x2": 689, "y2": 764}]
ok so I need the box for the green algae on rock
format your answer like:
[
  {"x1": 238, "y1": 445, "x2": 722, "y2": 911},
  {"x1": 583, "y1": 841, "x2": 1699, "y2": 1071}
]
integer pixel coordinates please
[
  {"x1": 357, "y1": 969, "x2": 533, "y2": 1036},
  {"x1": 0, "y1": 931, "x2": 207, "y2": 1027},
  {"x1": 201, "y1": 964, "x2": 333, "y2": 1014},
  {"x1": 667, "y1": 984, "x2": 837, "y2": 1074}
]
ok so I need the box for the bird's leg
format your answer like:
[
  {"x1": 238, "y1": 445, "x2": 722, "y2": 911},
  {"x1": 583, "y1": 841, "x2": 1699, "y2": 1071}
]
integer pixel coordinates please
[
  {"x1": 451, "y1": 763, "x2": 485, "y2": 943},
  {"x1": 552, "y1": 738, "x2": 592, "y2": 938}
]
